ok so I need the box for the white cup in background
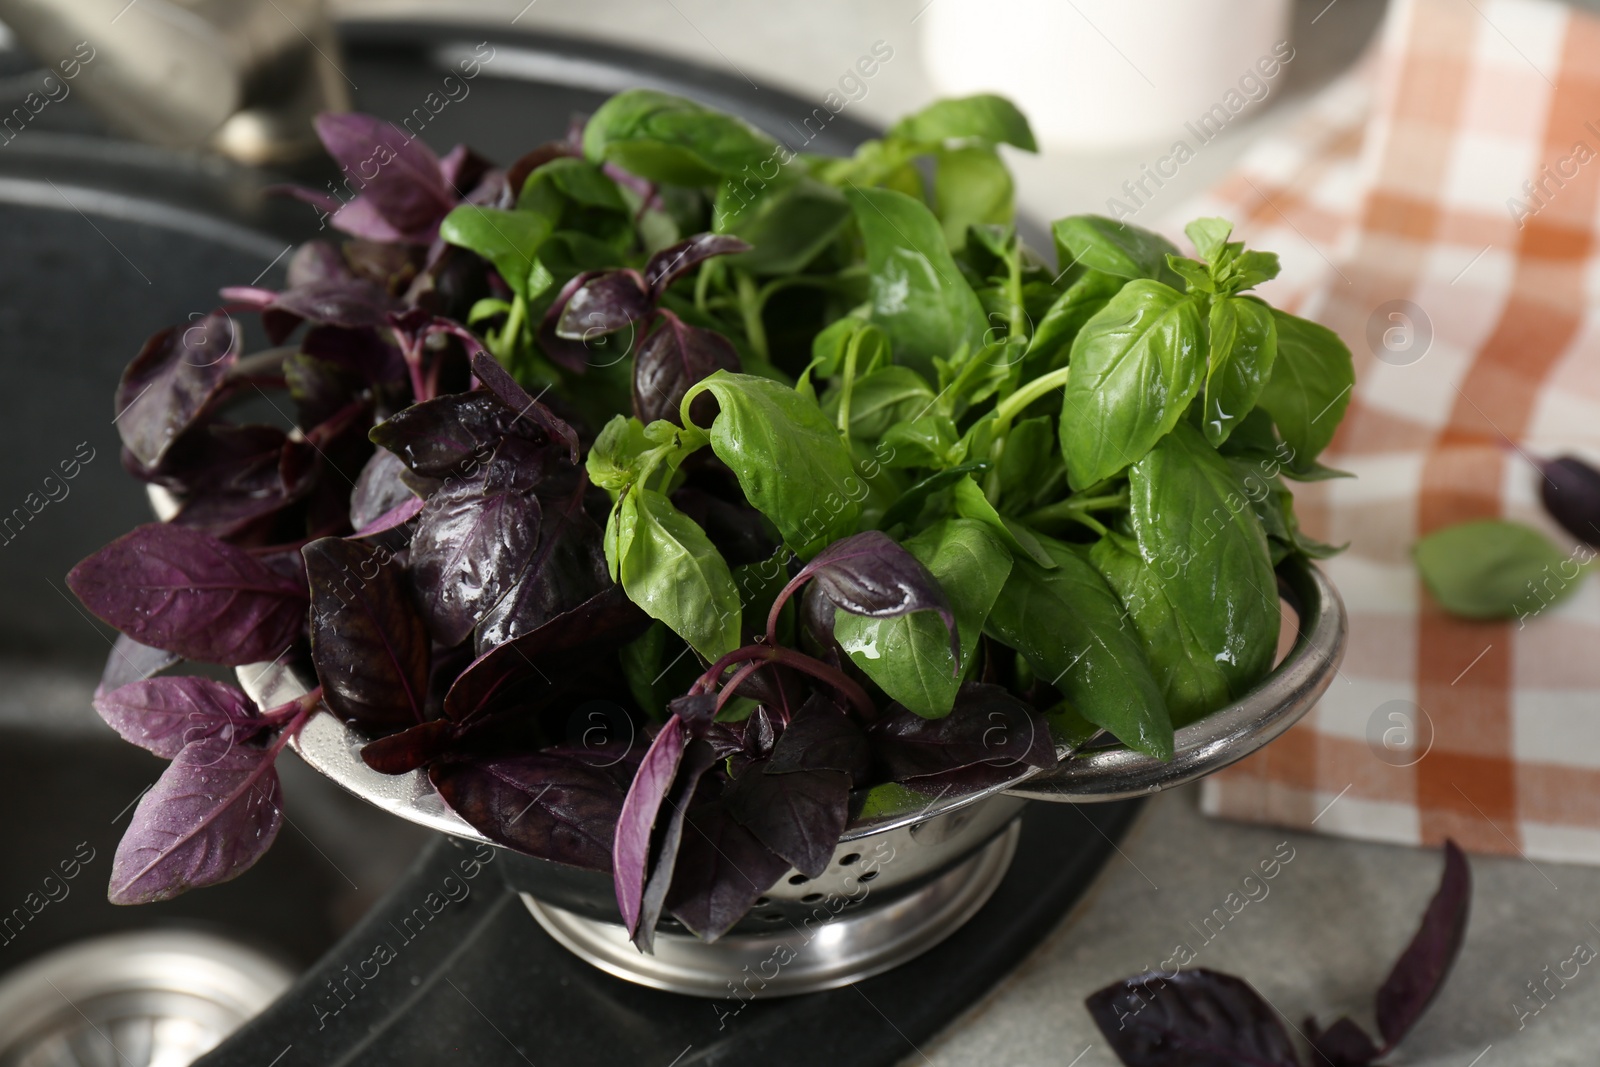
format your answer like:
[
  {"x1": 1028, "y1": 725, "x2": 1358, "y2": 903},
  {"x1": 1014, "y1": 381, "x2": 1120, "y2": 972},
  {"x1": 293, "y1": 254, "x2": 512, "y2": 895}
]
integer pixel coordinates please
[{"x1": 921, "y1": 0, "x2": 1295, "y2": 152}]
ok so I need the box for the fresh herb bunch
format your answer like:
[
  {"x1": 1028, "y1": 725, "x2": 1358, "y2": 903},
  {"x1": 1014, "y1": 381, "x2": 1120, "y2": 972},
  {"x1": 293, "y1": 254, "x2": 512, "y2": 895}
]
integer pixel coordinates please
[{"x1": 68, "y1": 90, "x2": 1353, "y2": 943}]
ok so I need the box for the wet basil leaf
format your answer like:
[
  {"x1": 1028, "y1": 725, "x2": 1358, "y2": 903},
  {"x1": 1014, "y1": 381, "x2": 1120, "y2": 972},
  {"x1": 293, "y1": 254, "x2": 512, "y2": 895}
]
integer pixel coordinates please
[
  {"x1": 985, "y1": 535, "x2": 1172, "y2": 759},
  {"x1": 682, "y1": 371, "x2": 861, "y2": 558},
  {"x1": 610, "y1": 488, "x2": 741, "y2": 660},
  {"x1": 847, "y1": 185, "x2": 988, "y2": 377},
  {"x1": 1059, "y1": 280, "x2": 1205, "y2": 490},
  {"x1": 835, "y1": 519, "x2": 1010, "y2": 717},
  {"x1": 305, "y1": 537, "x2": 431, "y2": 728},
  {"x1": 1127, "y1": 423, "x2": 1280, "y2": 699},
  {"x1": 1090, "y1": 531, "x2": 1231, "y2": 729},
  {"x1": 1085, "y1": 969, "x2": 1301, "y2": 1067},
  {"x1": 1203, "y1": 295, "x2": 1278, "y2": 447}
]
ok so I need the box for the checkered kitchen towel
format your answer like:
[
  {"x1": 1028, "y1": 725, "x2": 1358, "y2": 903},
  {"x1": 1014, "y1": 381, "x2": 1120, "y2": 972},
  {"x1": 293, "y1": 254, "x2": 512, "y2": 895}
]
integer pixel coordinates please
[{"x1": 1180, "y1": 0, "x2": 1600, "y2": 864}]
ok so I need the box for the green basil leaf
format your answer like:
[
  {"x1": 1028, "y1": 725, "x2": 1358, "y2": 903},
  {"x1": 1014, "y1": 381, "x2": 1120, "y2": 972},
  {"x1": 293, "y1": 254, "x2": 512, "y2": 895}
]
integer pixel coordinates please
[
  {"x1": 826, "y1": 366, "x2": 936, "y2": 440},
  {"x1": 1058, "y1": 279, "x2": 1205, "y2": 491},
  {"x1": 1220, "y1": 250, "x2": 1280, "y2": 294},
  {"x1": 1414, "y1": 519, "x2": 1586, "y2": 620},
  {"x1": 585, "y1": 415, "x2": 652, "y2": 494},
  {"x1": 1090, "y1": 531, "x2": 1231, "y2": 728},
  {"x1": 1255, "y1": 307, "x2": 1355, "y2": 468},
  {"x1": 1202, "y1": 295, "x2": 1278, "y2": 447},
  {"x1": 996, "y1": 416, "x2": 1056, "y2": 513},
  {"x1": 1128, "y1": 423, "x2": 1280, "y2": 697},
  {"x1": 1165, "y1": 255, "x2": 1214, "y2": 294},
  {"x1": 887, "y1": 93, "x2": 1038, "y2": 150},
  {"x1": 951, "y1": 475, "x2": 1056, "y2": 569},
  {"x1": 1184, "y1": 218, "x2": 1234, "y2": 263},
  {"x1": 933, "y1": 145, "x2": 1014, "y2": 249},
  {"x1": 985, "y1": 536, "x2": 1172, "y2": 759},
  {"x1": 517, "y1": 157, "x2": 628, "y2": 214},
  {"x1": 681, "y1": 371, "x2": 861, "y2": 557},
  {"x1": 717, "y1": 176, "x2": 851, "y2": 275},
  {"x1": 877, "y1": 463, "x2": 987, "y2": 531},
  {"x1": 439, "y1": 205, "x2": 552, "y2": 301},
  {"x1": 880, "y1": 414, "x2": 964, "y2": 469},
  {"x1": 846, "y1": 186, "x2": 988, "y2": 378},
  {"x1": 835, "y1": 518, "x2": 1013, "y2": 717},
  {"x1": 582, "y1": 88, "x2": 778, "y2": 186},
  {"x1": 1024, "y1": 269, "x2": 1124, "y2": 373},
  {"x1": 1051, "y1": 215, "x2": 1183, "y2": 283},
  {"x1": 611, "y1": 488, "x2": 741, "y2": 660}
]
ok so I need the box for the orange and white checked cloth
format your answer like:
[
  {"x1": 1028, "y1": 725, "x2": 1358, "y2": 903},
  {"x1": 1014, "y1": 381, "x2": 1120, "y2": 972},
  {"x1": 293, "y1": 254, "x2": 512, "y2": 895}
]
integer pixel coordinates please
[{"x1": 1180, "y1": 0, "x2": 1600, "y2": 863}]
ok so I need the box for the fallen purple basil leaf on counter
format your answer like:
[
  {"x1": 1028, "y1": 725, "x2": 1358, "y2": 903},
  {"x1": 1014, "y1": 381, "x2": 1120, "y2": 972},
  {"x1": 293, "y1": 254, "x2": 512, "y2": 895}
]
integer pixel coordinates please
[{"x1": 1086, "y1": 841, "x2": 1470, "y2": 1067}]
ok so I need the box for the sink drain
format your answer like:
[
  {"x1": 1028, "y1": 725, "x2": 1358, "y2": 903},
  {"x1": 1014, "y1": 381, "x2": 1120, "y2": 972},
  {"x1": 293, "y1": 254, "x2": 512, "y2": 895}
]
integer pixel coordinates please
[{"x1": 0, "y1": 930, "x2": 293, "y2": 1067}]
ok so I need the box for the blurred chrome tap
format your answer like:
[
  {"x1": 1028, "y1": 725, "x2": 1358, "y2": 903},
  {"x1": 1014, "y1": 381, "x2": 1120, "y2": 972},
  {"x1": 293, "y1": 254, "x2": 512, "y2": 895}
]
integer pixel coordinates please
[{"x1": 0, "y1": 0, "x2": 349, "y2": 163}]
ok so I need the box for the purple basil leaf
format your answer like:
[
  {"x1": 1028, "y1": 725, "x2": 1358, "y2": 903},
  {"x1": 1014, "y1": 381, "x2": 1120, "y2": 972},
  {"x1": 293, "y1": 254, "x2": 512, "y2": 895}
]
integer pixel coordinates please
[
  {"x1": 536, "y1": 271, "x2": 605, "y2": 373},
  {"x1": 869, "y1": 683, "x2": 1055, "y2": 781},
  {"x1": 302, "y1": 325, "x2": 408, "y2": 393},
  {"x1": 1305, "y1": 1017, "x2": 1382, "y2": 1067},
  {"x1": 431, "y1": 752, "x2": 630, "y2": 872},
  {"x1": 445, "y1": 585, "x2": 649, "y2": 723},
  {"x1": 108, "y1": 734, "x2": 285, "y2": 905},
  {"x1": 793, "y1": 531, "x2": 957, "y2": 662},
  {"x1": 68, "y1": 524, "x2": 307, "y2": 665},
  {"x1": 1374, "y1": 840, "x2": 1471, "y2": 1049},
  {"x1": 97, "y1": 634, "x2": 180, "y2": 697},
  {"x1": 470, "y1": 350, "x2": 580, "y2": 463},
  {"x1": 93, "y1": 676, "x2": 261, "y2": 759},
  {"x1": 725, "y1": 762, "x2": 849, "y2": 879},
  {"x1": 1538, "y1": 455, "x2": 1600, "y2": 547},
  {"x1": 555, "y1": 270, "x2": 653, "y2": 340},
  {"x1": 141, "y1": 423, "x2": 287, "y2": 495},
  {"x1": 766, "y1": 691, "x2": 872, "y2": 782},
  {"x1": 349, "y1": 448, "x2": 416, "y2": 531},
  {"x1": 168, "y1": 438, "x2": 316, "y2": 539},
  {"x1": 284, "y1": 353, "x2": 361, "y2": 425},
  {"x1": 643, "y1": 233, "x2": 752, "y2": 296},
  {"x1": 304, "y1": 537, "x2": 431, "y2": 729},
  {"x1": 665, "y1": 800, "x2": 792, "y2": 942},
  {"x1": 360, "y1": 719, "x2": 459, "y2": 775},
  {"x1": 272, "y1": 277, "x2": 403, "y2": 333},
  {"x1": 313, "y1": 113, "x2": 456, "y2": 242},
  {"x1": 634, "y1": 737, "x2": 718, "y2": 952},
  {"x1": 115, "y1": 315, "x2": 239, "y2": 468},
  {"x1": 1084, "y1": 969, "x2": 1302, "y2": 1067},
  {"x1": 473, "y1": 481, "x2": 608, "y2": 653},
  {"x1": 408, "y1": 475, "x2": 543, "y2": 647},
  {"x1": 370, "y1": 391, "x2": 544, "y2": 479},
  {"x1": 633, "y1": 311, "x2": 741, "y2": 426},
  {"x1": 286, "y1": 239, "x2": 349, "y2": 289},
  {"x1": 439, "y1": 142, "x2": 494, "y2": 194},
  {"x1": 633, "y1": 735, "x2": 716, "y2": 953},
  {"x1": 615, "y1": 714, "x2": 687, "y2": 937}
]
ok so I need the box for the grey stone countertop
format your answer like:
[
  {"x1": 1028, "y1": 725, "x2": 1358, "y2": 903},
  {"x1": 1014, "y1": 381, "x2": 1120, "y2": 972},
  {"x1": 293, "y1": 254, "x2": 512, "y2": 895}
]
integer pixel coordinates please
[{"x1": 328, "y1": 2, "x2": 1600, "y2": 1064}]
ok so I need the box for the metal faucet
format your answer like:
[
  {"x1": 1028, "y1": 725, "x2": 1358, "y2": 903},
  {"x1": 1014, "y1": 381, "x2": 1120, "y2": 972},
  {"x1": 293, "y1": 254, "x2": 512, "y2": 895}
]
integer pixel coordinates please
[{"x1": 0, "y1": 0, "x2": 349, "y2": 163}]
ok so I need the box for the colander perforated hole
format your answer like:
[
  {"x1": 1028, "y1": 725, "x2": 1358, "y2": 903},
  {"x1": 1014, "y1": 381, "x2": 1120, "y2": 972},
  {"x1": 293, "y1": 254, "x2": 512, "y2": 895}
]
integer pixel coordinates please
[
  {"x1": 760, "y1": 911, "x2": 785, "y2": 923},
  {"x1": 788, "y1": 874, "x2": 808, "y2": 885},
  {"x1": 839, "y1": 852, "x2": 861, "y2": 866},
  {"x1": 800, "y1": 892, "x2": 823, "y2": 903},
  {"x1": 858, "y1": 870, "x2": 879, "y2": 883},
  {"x1": 754, "y1": 896, "x2": 770, "y2": 906}
]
